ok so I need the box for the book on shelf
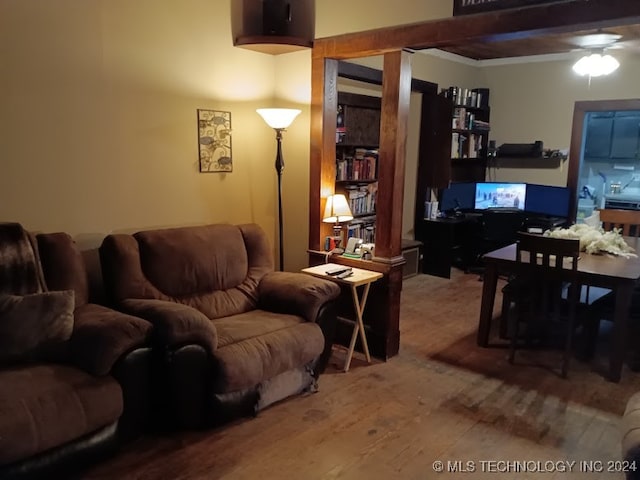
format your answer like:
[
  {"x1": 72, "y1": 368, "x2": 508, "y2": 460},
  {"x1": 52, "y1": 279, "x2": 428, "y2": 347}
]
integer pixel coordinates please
[
  {"x1": 471, "y1": 119, "x2": 490, "y2": 130},
  {"x1": 346, "y1": 215, "x2": 376, "y2": 243},
  {"x1": 451, "y1": 133, "x2": 459, "y2": 158},
  {"x1": 469, "y1": 134, "x2": 483, "y2": 158},
  {"x1": 336, "y1": 149, "x2": 378, "y2": 181},
  {"x1": 345, "y1": 182, "x2": 377, "y2": 216}
]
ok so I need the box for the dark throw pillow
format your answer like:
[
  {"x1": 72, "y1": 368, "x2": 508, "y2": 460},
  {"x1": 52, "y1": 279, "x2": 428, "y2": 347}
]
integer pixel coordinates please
[{"x1": 0, "y1": 290, "x2": 75, "y2": 365}]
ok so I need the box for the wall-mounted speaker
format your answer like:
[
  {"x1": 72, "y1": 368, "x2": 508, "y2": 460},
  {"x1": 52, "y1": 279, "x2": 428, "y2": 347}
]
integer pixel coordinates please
[{"x1": 231, "y1": 0, "x2": 315, "y2": 55}]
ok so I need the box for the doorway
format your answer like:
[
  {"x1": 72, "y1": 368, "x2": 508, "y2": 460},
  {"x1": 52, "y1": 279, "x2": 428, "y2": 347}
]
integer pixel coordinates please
[{"x1": 567, "y1": 99, "x2": 640, "y2": 222}]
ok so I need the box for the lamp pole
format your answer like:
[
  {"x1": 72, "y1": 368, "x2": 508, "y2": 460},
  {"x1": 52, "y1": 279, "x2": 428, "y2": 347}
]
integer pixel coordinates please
[
  {"x1": 256, "y1": 108, "x2": 301, "y2": 272},
  {"x1": 274, "y1": 128, "x2": 285, "y2": 271}
]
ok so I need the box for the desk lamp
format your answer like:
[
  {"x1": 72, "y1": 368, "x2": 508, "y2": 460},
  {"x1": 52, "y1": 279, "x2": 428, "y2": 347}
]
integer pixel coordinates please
[{"x1": 322, "y1": 193, "x2": 353, "y2": 250}]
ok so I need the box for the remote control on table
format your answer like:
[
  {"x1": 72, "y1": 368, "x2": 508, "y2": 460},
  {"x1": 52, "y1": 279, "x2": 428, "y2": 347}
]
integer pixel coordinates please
[
  {"x1": 336, "y1": 270, "x2": 353, "y2": 279},
  {"x1": 326, "y1": 266, "x2": 351, "y2": 276}
]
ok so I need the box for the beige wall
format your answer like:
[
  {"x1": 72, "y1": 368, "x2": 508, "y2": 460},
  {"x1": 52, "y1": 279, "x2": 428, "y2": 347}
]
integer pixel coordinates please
[
  {"x1": 0, "y1": 0, "x2": 456, "y2": 271},
  {"x1": 483, "y1": 53, "x2": 640, "y2": 186},
  {"x1": 1, "y1": 0, "x2": 278, "y2": 246},
  {"x1": 5, "y1": 0, "x2": 635, "y2": 272}
]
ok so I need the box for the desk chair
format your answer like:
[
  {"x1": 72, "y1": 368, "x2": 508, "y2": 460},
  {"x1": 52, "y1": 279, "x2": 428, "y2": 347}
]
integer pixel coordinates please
[
  {"x1": 507, "y1": 232, "x2": 581, "y2": 378},
  {"x1": 585, "y1": 208, "x2": 640, "y2": 360}
]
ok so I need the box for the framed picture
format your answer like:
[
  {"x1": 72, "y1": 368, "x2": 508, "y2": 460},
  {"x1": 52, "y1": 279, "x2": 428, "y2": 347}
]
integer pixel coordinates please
[{"x1": 197, "y1": 109, "x2": 232, "y2": 172}]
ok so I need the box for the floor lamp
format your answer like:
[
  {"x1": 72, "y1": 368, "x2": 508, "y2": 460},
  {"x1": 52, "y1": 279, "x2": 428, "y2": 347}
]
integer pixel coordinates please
[{"x1": 257, "y1": 108, "x2": 301, "y2": 271}]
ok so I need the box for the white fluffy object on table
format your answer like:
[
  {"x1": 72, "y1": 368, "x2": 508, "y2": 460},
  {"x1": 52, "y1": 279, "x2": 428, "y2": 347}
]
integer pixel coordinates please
[{"x1": 544, "y1": 223, "x2": 637, "y2": 257}]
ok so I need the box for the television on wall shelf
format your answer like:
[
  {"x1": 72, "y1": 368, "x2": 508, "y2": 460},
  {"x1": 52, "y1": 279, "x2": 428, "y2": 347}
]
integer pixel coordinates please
[
  {"x1": 524, "y1": 184, "x2": 571, "y2": 218},
  {"x1": 474, "y1": 182, "x2": 526, "y2": 210}
]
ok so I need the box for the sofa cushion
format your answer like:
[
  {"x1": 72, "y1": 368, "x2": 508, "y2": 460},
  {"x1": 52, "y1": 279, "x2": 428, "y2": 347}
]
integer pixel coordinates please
[
  {"x1": 129, "y1": 224, "x2": 273, "y2": 319},
  {"x1": 623, "y1": 391, "x2": 640, "y2": 463},
  {"x1": 0, "y1": 290, "x2": 75, "y2": 365},
  {"x1": 0, "y1": 222, "x2": 44, "y2": 296},
  {"x1": 36, "y1": 232, "x2": 90, "y2": 306},
  {"x1": 0, "y1": 364, "x2": 122, "y2": 465},
  {"x1": 135, "y1": 224, "x2": 253, "y2": 297},
  {"x1": 211, "y1": 310, "x2": 325, "y2": 393}
]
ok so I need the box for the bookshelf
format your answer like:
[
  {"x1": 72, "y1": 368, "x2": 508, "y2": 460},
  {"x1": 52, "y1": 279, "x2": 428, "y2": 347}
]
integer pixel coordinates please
[
  {"x1": 335, "y1": 91, "x2": 381, "y2": 244},
  {"x1": 443, "y1": 86, "x2": 491, "y2": 183}
]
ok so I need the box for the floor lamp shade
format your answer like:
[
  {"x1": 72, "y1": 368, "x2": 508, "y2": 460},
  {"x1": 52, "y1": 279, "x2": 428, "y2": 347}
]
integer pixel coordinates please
[
  {"x1": 256, "y1": 108, "x2": 301, "y2": 129},
  {"x1": 257, "y1": 108, "x2": 301, "y2": 271}
]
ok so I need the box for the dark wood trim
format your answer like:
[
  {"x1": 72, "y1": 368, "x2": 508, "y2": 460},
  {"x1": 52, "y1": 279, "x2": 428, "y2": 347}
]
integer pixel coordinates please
[
  {"x1": 337, "y1": 91, "x2": 381, "y2": 110},
  {"x1": 453, "y1": 0, "x2": 562, "y2": 16},
  {"x1": 567, "y1": 99, "x2": 640, "y2": 223},
  {"x1": 309, "y1": 55, "x2": 338, "y2": 251},
  {"x1": 338, "y1": 61, "x2": 383, "y2": 85},
  {"x1": 314, "y1": 0, "x2": 640, "y2": 59},
  {"x1": 337, "y1": 60, "x2": 437, "y2": 94},
  {"x1": 376, "y1": 51, "x2": 412, "y2": 258}
]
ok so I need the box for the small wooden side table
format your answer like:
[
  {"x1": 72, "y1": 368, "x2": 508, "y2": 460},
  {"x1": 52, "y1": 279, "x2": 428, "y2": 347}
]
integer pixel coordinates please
[{"x1": 302, "y1": 263, "x2": 383, "y2": 372}]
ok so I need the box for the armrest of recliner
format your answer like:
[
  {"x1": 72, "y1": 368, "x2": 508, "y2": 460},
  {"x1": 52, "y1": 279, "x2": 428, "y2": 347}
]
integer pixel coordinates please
[
  {"x1": 120, "y1": 298, "x2": 218, "y2": 354},
  {"x1": 258, "y1": 271, "x2": 341, "y2": 322},
  {"x1": 70, "y1": 303, "x2": 153, "y2": 376}
]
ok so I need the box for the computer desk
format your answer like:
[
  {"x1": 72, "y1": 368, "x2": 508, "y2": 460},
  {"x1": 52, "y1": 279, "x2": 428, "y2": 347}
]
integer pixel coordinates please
[{"x1": 417, "y1": 211, "x2": 567, "y2": 279}]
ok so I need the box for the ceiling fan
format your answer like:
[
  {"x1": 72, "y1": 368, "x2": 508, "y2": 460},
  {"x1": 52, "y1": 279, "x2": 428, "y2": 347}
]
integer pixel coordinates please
[
  {"x1": 565, "y1": 31, "x2": 640, "y2": 55},
  {"x1": 563, "y1": 31, "x2": 638, "y2": 76}
]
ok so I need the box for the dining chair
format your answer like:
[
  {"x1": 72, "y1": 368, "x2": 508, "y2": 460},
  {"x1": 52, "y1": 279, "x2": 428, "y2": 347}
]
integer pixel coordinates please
[
  {"x1": 507, "y1": 232, "x2": 581, "y2": 378},
  {"x1": 599, "y1": 208, "x2": 640, "y2": 237},
  {"x1": 583, "y1": 209, "x2": 640, "y2": 360}
]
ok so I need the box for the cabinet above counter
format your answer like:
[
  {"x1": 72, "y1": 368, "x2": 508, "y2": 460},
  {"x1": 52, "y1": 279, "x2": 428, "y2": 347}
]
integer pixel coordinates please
[{"x1": 584, "y1": 110, "x2": 640, "y2": 161}]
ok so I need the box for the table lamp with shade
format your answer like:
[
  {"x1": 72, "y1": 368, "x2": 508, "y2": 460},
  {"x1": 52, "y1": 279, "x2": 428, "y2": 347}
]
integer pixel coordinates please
[{"x1": 322, "y1": 193, "x2": 353, "y2": 250}]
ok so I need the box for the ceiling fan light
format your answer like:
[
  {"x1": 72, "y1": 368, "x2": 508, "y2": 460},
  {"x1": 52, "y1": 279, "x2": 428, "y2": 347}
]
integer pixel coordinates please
[{"x1": 572, "y1": 53, "x2": 620, "y2": 77}]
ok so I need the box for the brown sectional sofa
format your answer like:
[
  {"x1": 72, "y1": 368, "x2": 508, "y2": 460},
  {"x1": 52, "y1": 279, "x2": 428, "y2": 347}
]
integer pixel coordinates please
[
  {"x1": 0, "y1": 223, "x2": 152, "y2": 479},
  {"x1": 623, "y1": 392, "x2": 640, "y2": 480},
  {"x1": 99, "y1": 223, "x2": 341, "y2": 428}
]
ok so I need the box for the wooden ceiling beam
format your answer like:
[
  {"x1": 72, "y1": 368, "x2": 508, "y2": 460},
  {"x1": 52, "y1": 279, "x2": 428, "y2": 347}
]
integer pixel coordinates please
[{"x1": 314, "y1": 0, "x2": 640, "y2": 59}]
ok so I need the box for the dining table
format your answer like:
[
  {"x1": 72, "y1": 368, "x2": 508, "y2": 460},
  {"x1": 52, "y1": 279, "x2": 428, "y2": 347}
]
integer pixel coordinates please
[{"x1": 477, "y1": 236, "x2": 640, "y2": 382}]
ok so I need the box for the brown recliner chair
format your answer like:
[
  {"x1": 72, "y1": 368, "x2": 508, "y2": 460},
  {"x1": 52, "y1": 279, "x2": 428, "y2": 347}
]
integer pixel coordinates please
[
  {"x1": 99, "y1": 223, "x2": 341, "y2": 429},
  {"x1": 0, "y1": 223, "x2": 152, "y2": 479}
]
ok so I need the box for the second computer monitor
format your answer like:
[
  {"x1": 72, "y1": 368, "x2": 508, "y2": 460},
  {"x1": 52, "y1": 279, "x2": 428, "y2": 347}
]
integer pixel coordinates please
[
  {"x1": 474, "y1": 182, "x2": 527, "y2": 210},
  {"x1": 440, "y1": 182, "x2": 476, "y2": 212},
  {"x1": 524, "y1": 184, "x2": 571, "y2": 218}
]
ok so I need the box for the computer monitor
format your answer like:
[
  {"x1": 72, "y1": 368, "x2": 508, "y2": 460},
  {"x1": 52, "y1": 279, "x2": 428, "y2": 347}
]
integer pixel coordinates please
[
  {"x1": 474, "y1": 182, "x2": 526, "y2": 210},
  {"x1": 524, "y1": 184, "x2": 571, "y2": 218},
  {"x1": 440, "y1": 182, "x2": 476, "y2": 212}
]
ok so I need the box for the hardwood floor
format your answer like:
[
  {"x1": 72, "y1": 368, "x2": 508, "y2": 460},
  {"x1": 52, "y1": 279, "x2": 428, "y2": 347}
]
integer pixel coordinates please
[{"x1": 82, "y1": 269, "x2": 640, "y2": 479}]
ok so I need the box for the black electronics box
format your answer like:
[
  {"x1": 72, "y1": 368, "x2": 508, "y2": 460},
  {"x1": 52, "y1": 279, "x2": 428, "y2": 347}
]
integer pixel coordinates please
[{"x1": 497, "y1": 141, "x2": 543, "y2": 158}]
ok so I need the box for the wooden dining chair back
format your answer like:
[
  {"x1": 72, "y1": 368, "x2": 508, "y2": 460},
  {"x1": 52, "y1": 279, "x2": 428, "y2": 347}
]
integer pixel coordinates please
[
  {"x1": 584, "y1": 208, "x2": 640, "y2": 360},
  {"x1": 599, "y1": 208, "x2": 640, "y2": 237},
  {"x1": 508, "y1": 232, "x2": 581, "y2": 378}
]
